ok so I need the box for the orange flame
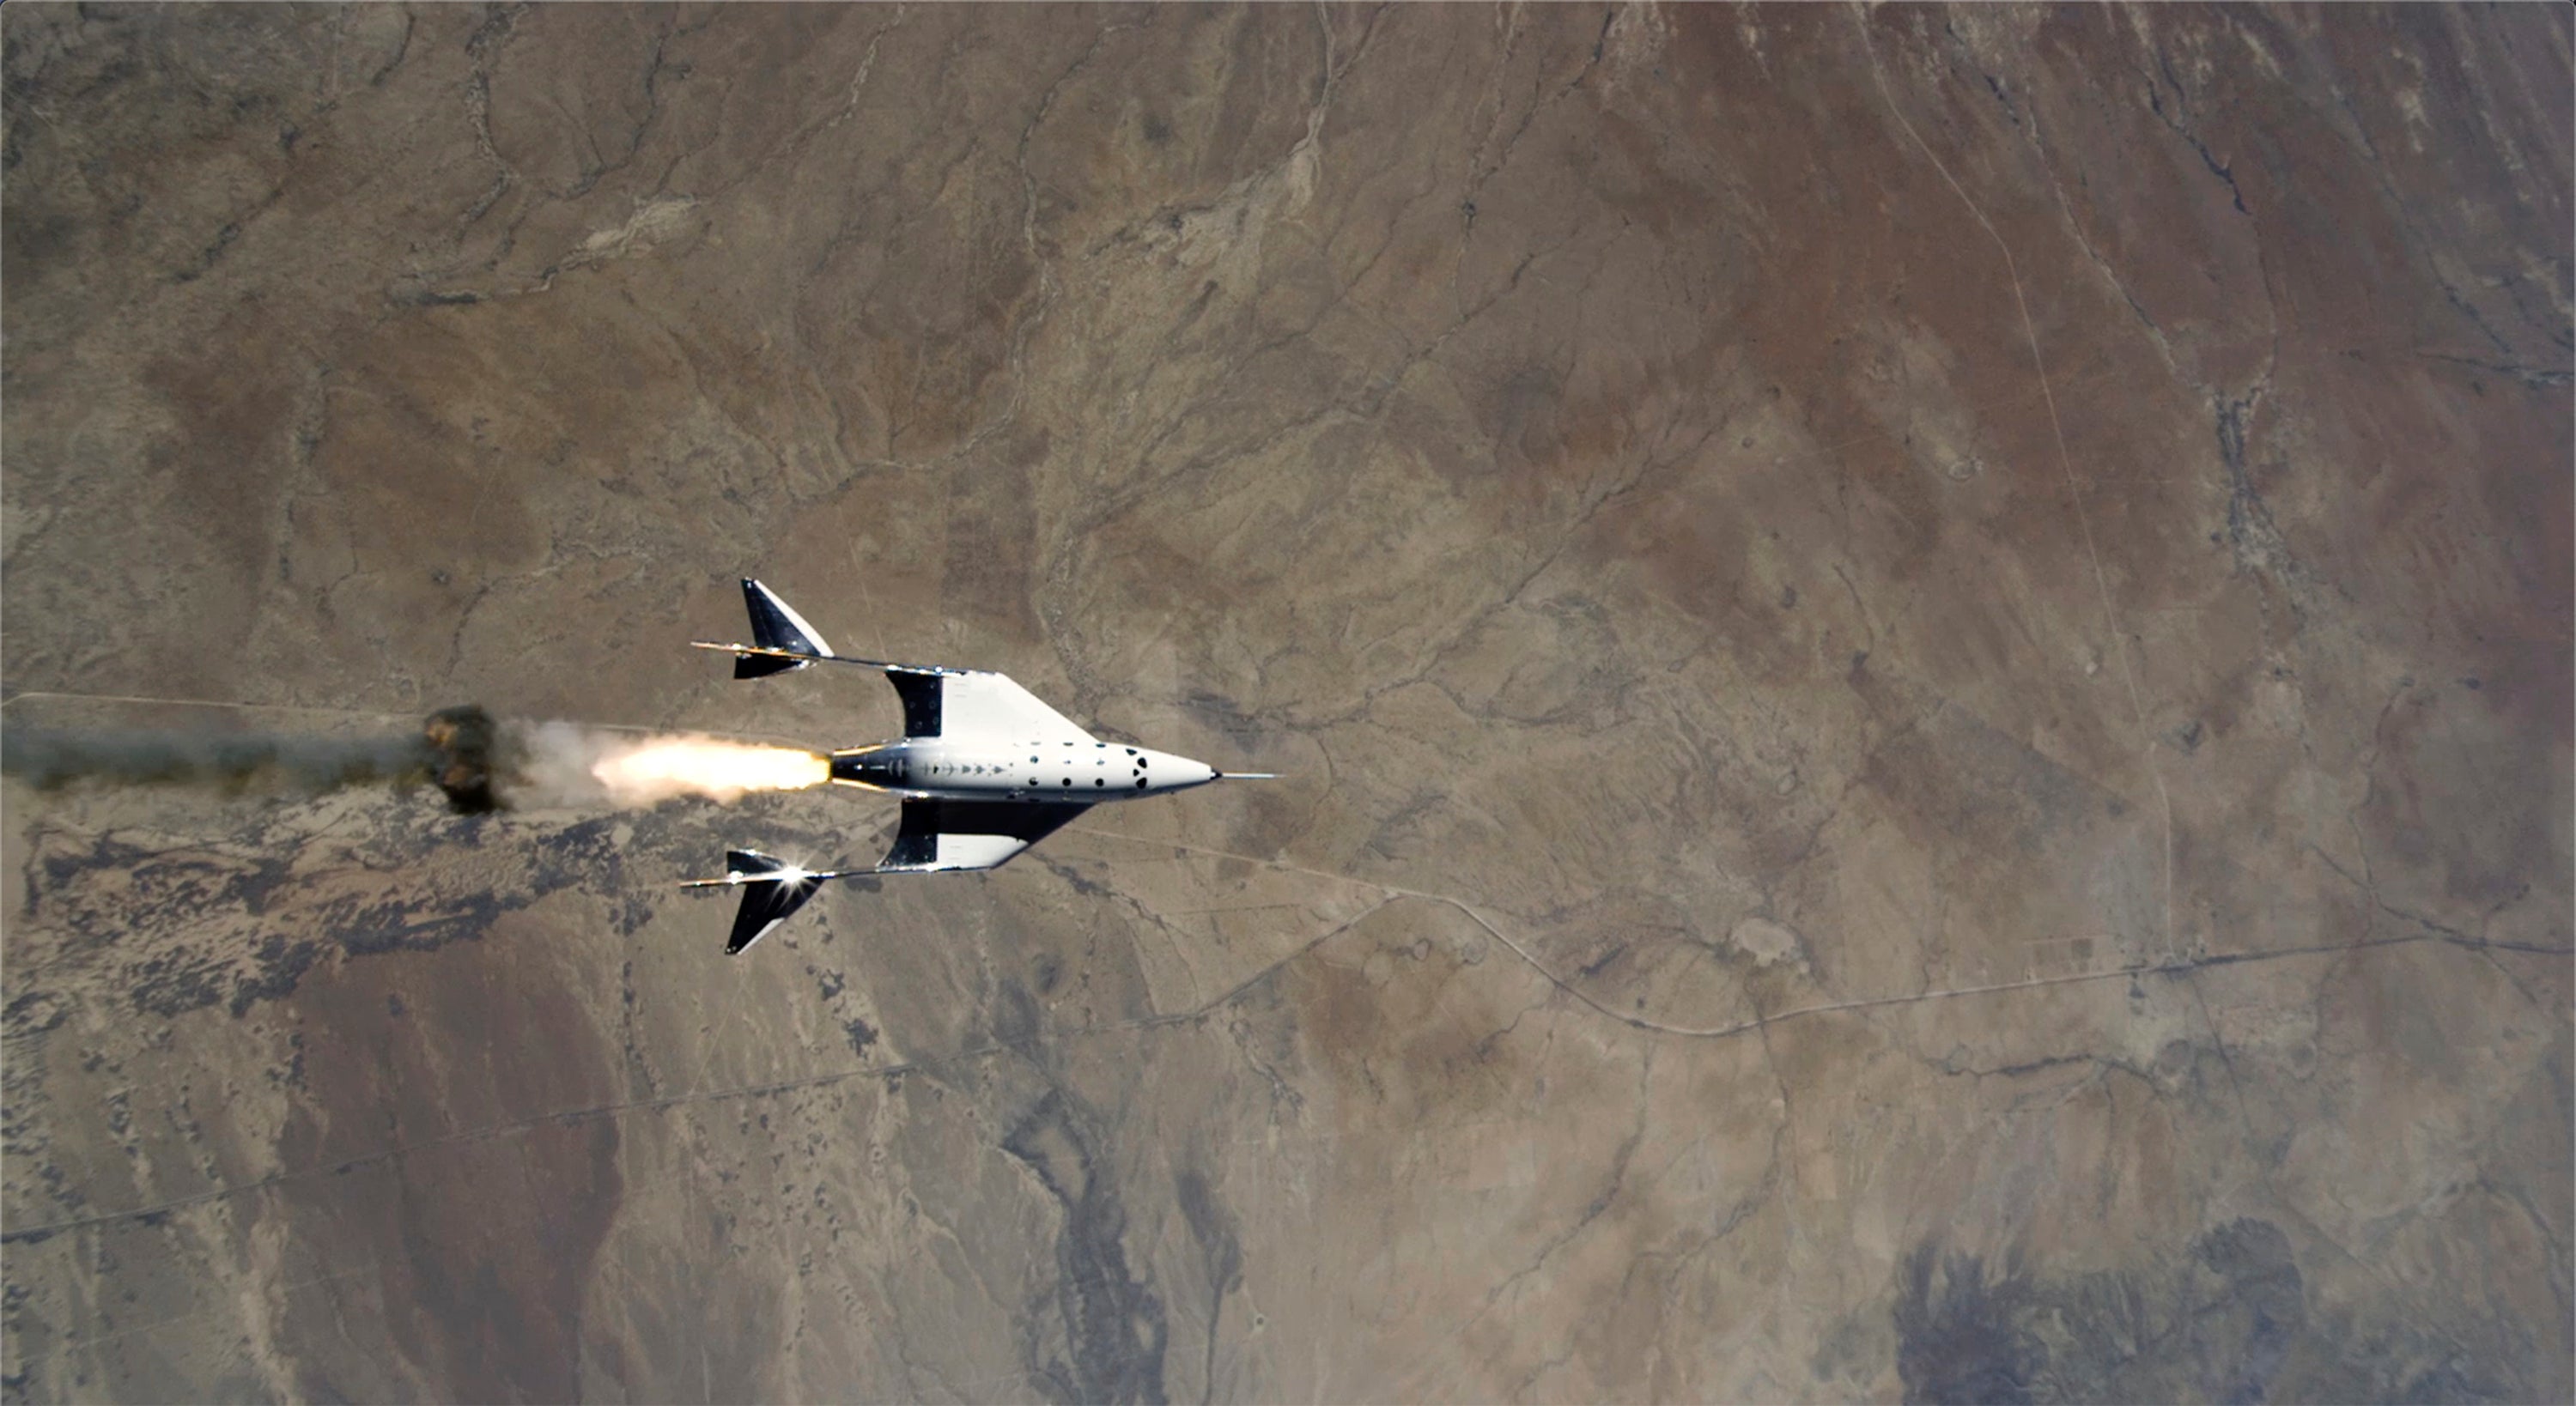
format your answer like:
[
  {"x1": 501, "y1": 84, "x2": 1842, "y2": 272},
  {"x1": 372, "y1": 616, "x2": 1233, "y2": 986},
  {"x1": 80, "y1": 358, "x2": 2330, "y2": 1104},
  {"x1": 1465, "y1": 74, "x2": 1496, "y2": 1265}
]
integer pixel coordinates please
[{"x1": 587, "y1": 737, "x2": 829, "y2": 805}]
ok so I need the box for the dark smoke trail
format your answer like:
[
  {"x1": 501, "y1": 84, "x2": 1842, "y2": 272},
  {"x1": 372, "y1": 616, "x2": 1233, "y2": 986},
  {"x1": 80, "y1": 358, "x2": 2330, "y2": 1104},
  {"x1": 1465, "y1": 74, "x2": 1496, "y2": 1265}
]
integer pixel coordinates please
[
  {"x1": 2, "y1": 705, "x2": 823, "y2": 814},
  {"x1": 2, "y1": 706, "x2": 509, "y2": 814},
  {"x1": 0, "y1": 727, "x2": 432, "y2": 791}
]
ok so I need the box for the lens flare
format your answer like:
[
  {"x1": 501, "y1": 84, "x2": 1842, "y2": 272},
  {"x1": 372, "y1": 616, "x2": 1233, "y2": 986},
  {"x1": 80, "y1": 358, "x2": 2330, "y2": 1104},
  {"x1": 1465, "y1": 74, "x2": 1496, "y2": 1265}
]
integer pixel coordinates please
[{"x1": 587, "y1": 737, "x2": 829, "y2": 805}]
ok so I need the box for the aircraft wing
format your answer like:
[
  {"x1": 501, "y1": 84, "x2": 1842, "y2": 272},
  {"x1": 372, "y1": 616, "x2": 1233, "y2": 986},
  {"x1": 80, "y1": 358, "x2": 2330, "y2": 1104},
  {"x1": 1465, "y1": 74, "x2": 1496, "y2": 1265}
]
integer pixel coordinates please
[
  {"x1": 878, "y1": 799, "x2": 1091, "y2": 872},
  {"x1": 696, "y1": 579, "x2": 1090, "y2": 744},
  {"x1": 938, "y1": 670, "x2": 1094, "y2": 745},
  {"x1": 833, "y1": 668, "x2": 1090, "y2": 743}
]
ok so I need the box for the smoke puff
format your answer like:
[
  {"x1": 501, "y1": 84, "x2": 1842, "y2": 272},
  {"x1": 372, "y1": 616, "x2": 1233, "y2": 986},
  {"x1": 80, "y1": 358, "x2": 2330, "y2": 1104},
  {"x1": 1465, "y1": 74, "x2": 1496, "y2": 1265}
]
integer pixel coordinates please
[
  {"x1": 422, "y1": 705, "x2": 507, "y2": 812},
  {"x1": 505, "y1": 720, "x2": 633, "y2": 809}
]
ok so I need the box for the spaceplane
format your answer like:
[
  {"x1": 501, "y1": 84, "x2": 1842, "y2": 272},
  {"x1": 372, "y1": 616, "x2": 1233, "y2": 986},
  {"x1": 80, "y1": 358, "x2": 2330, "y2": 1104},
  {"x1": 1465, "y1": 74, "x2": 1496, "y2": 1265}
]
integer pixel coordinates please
[{"x1": 682, "y1": 579, "x2": 1269, "y2": 953}]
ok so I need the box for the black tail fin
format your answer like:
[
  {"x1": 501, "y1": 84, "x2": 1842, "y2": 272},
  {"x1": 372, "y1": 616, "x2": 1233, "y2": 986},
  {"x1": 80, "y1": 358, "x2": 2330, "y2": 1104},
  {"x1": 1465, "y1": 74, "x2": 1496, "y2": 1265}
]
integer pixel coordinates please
[
  {"x1": 735, "y1": 579, "x2": 834, "y2": 680},
  {"x1": 680, "y1": 848, "x2": 844, "y2": 954}
]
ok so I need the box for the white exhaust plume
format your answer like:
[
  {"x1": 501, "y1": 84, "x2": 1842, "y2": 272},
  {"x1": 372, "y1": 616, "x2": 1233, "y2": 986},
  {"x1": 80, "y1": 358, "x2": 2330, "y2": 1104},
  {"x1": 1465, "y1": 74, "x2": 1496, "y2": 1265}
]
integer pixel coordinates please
[{"x1": 506, "y1": 723, "x2": 829, "y2": 808}]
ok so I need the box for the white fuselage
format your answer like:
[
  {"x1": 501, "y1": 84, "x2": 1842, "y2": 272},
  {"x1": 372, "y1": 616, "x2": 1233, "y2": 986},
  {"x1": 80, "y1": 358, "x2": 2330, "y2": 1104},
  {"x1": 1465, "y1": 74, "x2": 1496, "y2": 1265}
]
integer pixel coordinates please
[{"x1": 829, "y1": 738, "x2": 1218, "y2": 803}]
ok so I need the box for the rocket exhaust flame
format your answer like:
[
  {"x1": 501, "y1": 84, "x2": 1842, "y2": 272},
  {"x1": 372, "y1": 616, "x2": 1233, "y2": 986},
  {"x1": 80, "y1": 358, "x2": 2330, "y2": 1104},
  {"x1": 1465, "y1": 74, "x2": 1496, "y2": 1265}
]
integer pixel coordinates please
[
  {"x1": 3, "y1": 704, "x2": 826, "y2": 814},
  {"x1": 548, "y1": 729, "x2": 829, "y2": 806},
  {"x1": 425, "y1": 708, "x2": 828, "y2": 809}
]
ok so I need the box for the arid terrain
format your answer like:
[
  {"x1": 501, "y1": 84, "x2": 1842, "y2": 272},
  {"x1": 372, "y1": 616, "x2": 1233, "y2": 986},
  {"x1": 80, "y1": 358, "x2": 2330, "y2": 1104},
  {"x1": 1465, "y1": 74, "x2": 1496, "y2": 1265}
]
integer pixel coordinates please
[{"x1": 3, "y1": 4, "x2": 2568, "y2": 1401}]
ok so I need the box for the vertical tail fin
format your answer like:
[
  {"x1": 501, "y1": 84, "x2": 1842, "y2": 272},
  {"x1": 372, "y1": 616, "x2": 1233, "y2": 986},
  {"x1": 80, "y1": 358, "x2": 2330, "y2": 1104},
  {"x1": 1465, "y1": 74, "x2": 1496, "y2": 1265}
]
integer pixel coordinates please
[
  {"x1": 679, "y1": 848, "x2": 849, "y2": 954},
  {"x1": 734, "y1": 579, "x2": 835, "y2": 679}
]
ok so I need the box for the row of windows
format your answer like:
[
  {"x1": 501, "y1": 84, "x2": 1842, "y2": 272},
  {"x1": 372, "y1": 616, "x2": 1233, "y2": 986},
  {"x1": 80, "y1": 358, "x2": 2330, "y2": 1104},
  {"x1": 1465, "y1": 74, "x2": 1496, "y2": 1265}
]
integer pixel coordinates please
[
  {"x1": 931, "y1": 760, "x2": 1148, "y2": 776},
  {"x1": 917, "y1": 761, "x2": 1150, "y2": 789},
  {"x1": 914, "y1": 744, "x2": 1149, "y2": 789}
]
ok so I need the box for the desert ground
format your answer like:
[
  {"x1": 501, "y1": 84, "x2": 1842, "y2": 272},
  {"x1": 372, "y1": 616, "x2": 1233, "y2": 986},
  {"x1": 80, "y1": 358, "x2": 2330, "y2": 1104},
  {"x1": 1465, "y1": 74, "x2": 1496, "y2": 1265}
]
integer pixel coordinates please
[{"x1": 3, "y1": 4, "x2": 2569, "y2": 1401}]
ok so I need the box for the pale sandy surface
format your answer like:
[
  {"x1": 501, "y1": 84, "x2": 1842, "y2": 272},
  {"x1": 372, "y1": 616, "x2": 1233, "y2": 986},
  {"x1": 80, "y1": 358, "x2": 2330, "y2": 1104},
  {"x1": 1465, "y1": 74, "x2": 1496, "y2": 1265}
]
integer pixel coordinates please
[{"x1": 3, "y1": 4, "x2": 2569, "y2": 1402}]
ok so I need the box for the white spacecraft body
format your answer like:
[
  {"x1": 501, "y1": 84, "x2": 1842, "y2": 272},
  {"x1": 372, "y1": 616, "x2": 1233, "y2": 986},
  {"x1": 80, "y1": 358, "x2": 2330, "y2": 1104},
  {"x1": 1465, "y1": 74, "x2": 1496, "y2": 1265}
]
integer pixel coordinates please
[{"x1": 682, "y1": 579, "x2": 1267, "y2": 952}]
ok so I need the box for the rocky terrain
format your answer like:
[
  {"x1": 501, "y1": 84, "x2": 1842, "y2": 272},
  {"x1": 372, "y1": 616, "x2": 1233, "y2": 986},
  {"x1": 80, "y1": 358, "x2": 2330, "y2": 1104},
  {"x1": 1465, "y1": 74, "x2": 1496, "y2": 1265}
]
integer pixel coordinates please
[{"x1": 3, "y1": 3, "x2": 2568, "y2": 1401}]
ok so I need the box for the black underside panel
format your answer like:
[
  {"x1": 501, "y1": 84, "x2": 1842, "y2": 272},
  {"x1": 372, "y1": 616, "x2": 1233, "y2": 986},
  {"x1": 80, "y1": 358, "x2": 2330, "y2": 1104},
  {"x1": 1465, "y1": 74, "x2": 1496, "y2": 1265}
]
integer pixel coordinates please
[
  {"x1": 733, "y1": 653, "x2": 803, "y2": 680},
  {"x1": 889, "y1": 671, "x2": 943, "y2": 737},
  {"x1": 884, "y1": 799, "x2": 1091, "y2": 869}
]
